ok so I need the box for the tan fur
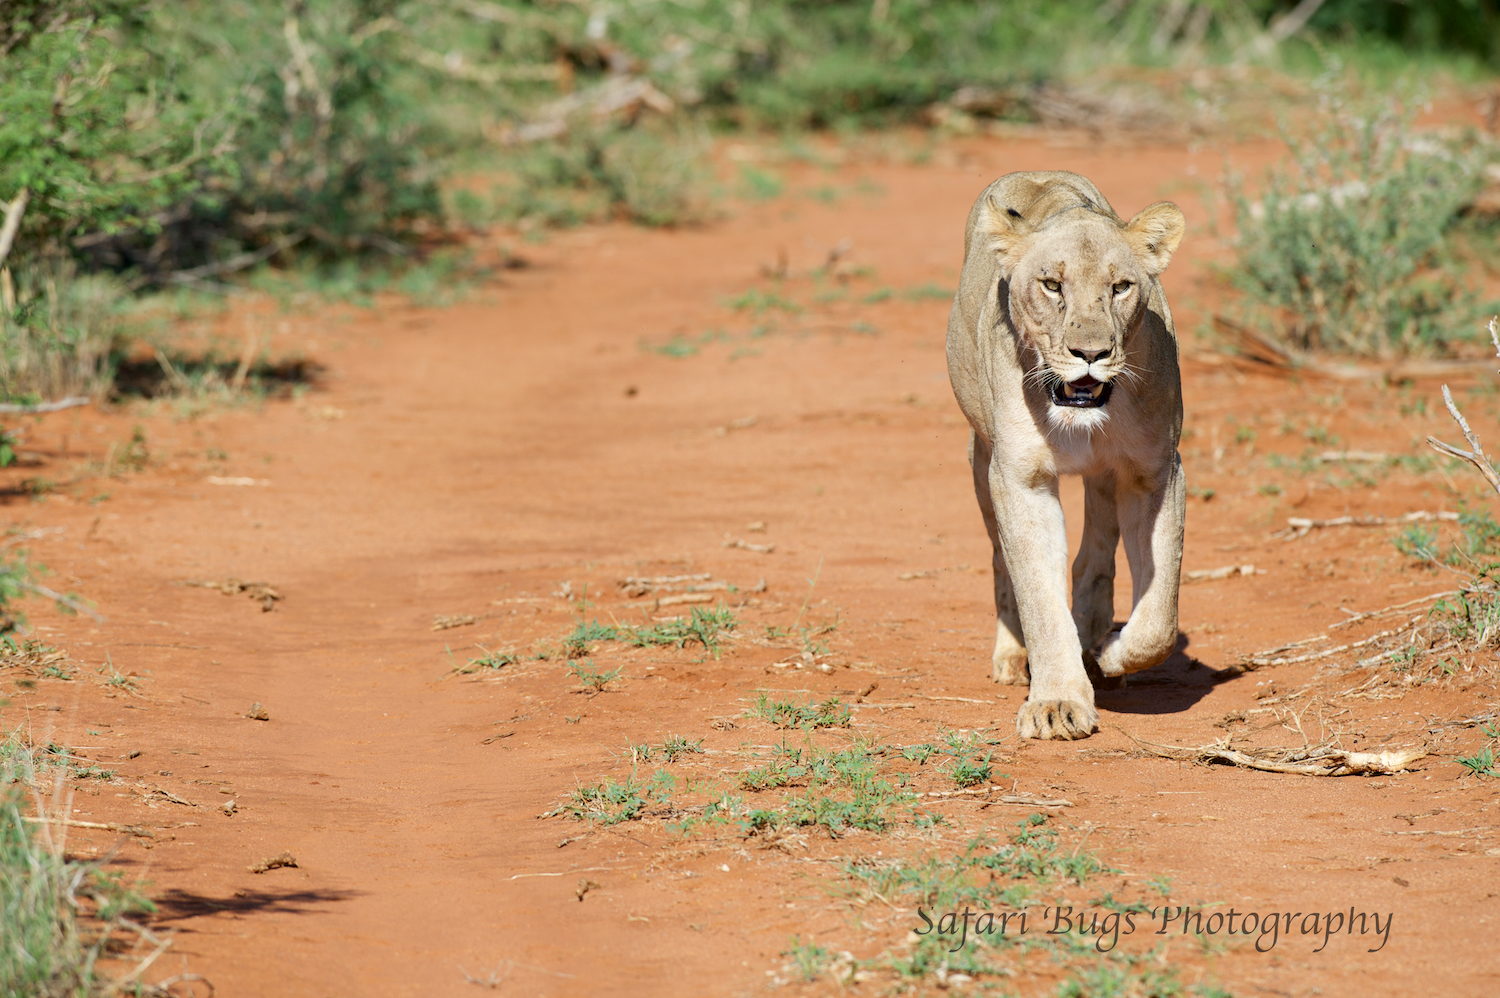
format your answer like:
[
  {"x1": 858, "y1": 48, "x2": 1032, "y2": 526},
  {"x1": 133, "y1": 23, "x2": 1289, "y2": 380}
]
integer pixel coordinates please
[{"x1": 946, "y1": 171, "x2": 1187, "y2": 740}]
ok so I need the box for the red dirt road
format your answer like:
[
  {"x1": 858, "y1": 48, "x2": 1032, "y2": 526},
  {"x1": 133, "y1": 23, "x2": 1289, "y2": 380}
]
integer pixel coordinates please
[{"x1": 4, "y1": 134, "x2": 1499, "y2": 997}]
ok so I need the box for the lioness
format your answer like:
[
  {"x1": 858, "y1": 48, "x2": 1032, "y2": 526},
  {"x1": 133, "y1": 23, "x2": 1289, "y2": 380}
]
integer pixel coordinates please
[{"x1": 946, "y1": 171, "x2": 1187, "y2": 740}]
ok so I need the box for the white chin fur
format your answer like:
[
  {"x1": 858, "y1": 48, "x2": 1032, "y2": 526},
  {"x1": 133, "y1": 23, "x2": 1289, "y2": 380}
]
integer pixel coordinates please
[{"x1": 1045, "y1": 404, "x2": 1110, "y2": 434}]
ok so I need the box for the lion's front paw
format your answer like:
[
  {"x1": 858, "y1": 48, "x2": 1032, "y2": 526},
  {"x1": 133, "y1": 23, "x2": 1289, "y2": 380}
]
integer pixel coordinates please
[
  {"x1": 1092, "y1": 626, "x2": 1173, "y2": 678},
  {"x1": 992, "y1": 648, "x2": 1030, "y2": 686},
  {"x1": 1016, "y1": 698, "x2": 1098, "y2": 740}
]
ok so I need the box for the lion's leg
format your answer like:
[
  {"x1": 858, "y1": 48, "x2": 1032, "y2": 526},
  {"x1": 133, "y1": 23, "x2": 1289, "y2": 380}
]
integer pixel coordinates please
[
  {"x1": 1095, "y1": 454, "x2": 1186, "y2": 677},
  {"x1": 1071, "y1": 473, "x2": 1119, "y2": 652},
  {"x1": 970, "y1": 432, "x2": 1028, "y2": 685},
  {"x1": 986, "y1": 457, "x2": 1097, "y2": 740}
]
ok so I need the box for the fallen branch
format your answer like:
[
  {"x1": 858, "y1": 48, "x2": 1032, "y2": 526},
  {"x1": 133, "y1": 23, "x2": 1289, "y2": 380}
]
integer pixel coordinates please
[
  {"x1": 1244, "y1": 616, "x2": 1422, "y2": 667},
  {"x1": 1213, "y1": 315, "x2": 1497, "y2": 382},
  {"x1": 140, "y1": 231, "x2": 308, "y2": 291},
  {"x1": 21, "y1": 815, "x2": 155, "y2": 837},
  {"x1": 0, "y1": 395, "x2": 91, "y2": 414},
  {"x1": 1276, "y1": 510, "x2": 1457, "y2": 540},
  {"x1": 1122, "y1": 730, "x2": 1425, "y2": 776},
  {"x1": 1329, "y1": 590, "x2": 1459, "y2": 630},
  {"x1": 1426, "y1": 318, "x2": 1500, "y2": 498}
]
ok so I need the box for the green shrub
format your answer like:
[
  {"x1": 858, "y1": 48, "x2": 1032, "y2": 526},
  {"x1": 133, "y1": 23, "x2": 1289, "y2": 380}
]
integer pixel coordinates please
[
  {"x1": 1, "y1": 732, "x2": 157, "y2": 997},
  {"x1": 0, "y1": 261, "x2": 119, "y2": 403},
  {"x1": 1228, "y1": 93, "x2": 1490, "y2": 358}
]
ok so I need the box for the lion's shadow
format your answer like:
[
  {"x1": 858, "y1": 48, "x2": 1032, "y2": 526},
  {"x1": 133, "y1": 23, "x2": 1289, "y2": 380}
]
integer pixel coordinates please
[{"x1": 1092, "y1": 630, "x2": 1244, "y2": 717}]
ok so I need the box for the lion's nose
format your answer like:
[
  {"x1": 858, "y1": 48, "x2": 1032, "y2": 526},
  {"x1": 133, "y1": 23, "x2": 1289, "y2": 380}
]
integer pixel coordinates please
[{"x1": 1069, "y1": 346, "x2": 1111, "y2": 363}]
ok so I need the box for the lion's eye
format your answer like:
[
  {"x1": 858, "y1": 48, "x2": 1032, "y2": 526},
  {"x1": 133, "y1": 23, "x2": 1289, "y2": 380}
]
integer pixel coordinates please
[
  {"x1": 1112, "y1": 281, "x2": 1133, "y2": 296},
  {"x1": 1041, "y1": 279, "x2": 1062, "y2": 294}
]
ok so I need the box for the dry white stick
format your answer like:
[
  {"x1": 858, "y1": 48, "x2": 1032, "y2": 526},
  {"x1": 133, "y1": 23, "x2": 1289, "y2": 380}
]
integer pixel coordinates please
[
  {"x1": 1426, "y1": 318, "x2": 1500, "y2": 498},
  {"x1": 1329, "y1": 590, "x2": 1459, "y2": 630},
  {"x1": 1125, "y1": 733, "x2": 1425, "y2": 776},
  {"x1": 0, "y1": 396, "x2": 91, "y2": 414},
  {"x1": 1246, "y1": 617, "x2": 1420, "y2": 667},
  {"x1": 21, "y1": 815, "x2": 155, "y2": 837},
  {"x1": 1279, "y1": 510, "x2": 1458, "y2": 540}
]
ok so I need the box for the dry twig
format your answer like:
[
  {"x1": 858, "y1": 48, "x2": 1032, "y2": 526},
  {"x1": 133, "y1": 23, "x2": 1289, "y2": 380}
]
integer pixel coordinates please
[
  {"x1": 1122, "y1": 730, "x2": 1425, "y2": 776},
  {"x1": 1276, "y1": 510, "x2": 1458, "y2": 540},
  {"x1": 1426, "y1": 318, "x2": 1500, "y2": 498},
  {"x1": 0, "y1": 396, "x2": 90, "y2": 414}
]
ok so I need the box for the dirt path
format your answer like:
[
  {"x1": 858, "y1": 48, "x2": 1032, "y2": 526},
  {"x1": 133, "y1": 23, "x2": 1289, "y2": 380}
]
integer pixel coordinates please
[{"x1": 4, "y1": 134, "x2": 1499, "y2": 997}]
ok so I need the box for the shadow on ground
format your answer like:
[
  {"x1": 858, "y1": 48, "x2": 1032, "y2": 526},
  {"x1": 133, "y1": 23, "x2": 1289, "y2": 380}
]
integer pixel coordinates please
[
  {"x1": 1095, "y1": 631, "x2": 1248, "y2": 718},
  {"x1": 149, "y1": 886, "x2": 364, "y2": 924}
]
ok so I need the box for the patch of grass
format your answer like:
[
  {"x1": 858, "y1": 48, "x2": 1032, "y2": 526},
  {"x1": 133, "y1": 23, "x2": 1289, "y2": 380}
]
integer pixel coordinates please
[
  {"x1": 900, "y1": 743, "x2": 938, "y2": 765},
  {"x1": 725, "y1": 287, "x2": 802, "y2": 315},
  {"x1": 564, "y1": 619, "x2": 619, "y2": 658},
  {"x1": 1228, "y1": 89, "x2": 1493, "y2": 357},
  {"x1": 495, "y1": 122, "x2": 713, "y2": 229},
  {"x1": 629, "y1": 735, "x2": 705, "y2": 764},
  {"x1": 1394, "y1": 524, "x2": 1441, "y2": 562},
  {"x1": 458, "y1": 647, "x2": 519, "y2": 673},
  {"x1": 903, "y1": 282, "x2": 956, "y2": 301},
  {"x1": 737, "y1": 737, "x2": 920, "y2": 836},
  {"x1": 660, "y1": 735, "x2": 705, "y2": 762},
  {"x1": 736, "y1": 166, "x2": 784, "y2": 200},
  {"x1": 783, "y1": 937, "x2": 832, "y2": 982},
  {"x1": 747, "y1": 693, "x2": 851, "y2": 730},
  {"x1": 625, "y1": 605, "x2": 737, "y2": 658},
  {"x1": 1, "y1": 733, "x2": 159, "y2": 996},
  {"x1": 0, "y1": 262, "x2": 120, "y2": 405},
  {"x1": 950, "y1": 754, "x2": 994, "y2": 789},
  {"x1": 1456, "y1": 746, "x2": 1496, "y2": 777},
  {"x1": 567, "y1": 659, "x2": 623, "y2": 693},
  {"x1": 565, "y1": 769, "x2": 675, "y2": 824}
]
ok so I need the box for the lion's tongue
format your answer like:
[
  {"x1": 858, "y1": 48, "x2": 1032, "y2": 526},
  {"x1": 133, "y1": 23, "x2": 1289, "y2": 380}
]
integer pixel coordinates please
[{"x1": 1062, "y1": 376, "x2": 1101, "y2": 399}]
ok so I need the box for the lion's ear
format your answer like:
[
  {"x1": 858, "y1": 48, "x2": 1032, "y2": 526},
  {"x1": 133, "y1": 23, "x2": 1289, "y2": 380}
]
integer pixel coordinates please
[
  {"x1": 1124, "y1": 202, "x2": 1186, "y2": 276},
  {"x1": 975, "y1": 195, "x2": 1037, "y2": 274}
]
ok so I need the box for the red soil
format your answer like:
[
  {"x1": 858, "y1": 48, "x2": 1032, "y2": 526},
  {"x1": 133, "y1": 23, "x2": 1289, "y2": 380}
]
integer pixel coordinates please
[{"x1": 3, "y1": 131, "x2": 1498, "y2": 997}]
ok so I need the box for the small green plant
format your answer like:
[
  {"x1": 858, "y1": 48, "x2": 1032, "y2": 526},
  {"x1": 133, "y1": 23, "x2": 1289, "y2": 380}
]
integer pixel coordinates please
[
  {"x1": 625, "y1": 605, "x2": 737, "y2": 658},
  {"x1": 737, "y1": 167, "x2": 784, "y2": 200},
  {"x1": 900, "y1": 743, "x2": 937, "y2": 764},
  {"x1": 783, "y1": 936, "x2": 832, "y2": 982},
  {"x1": 1456, "y1": 746, "x2": 1497, "y2": 777},
  {"x1": 567, "y1": 659, "x2": 622, "y2": 693},
  {"x1": 564, "y1": 619, "x2": 619, "y2": 658},
  {"x1": 725, "y1": 287, "x2": 802, "y2": 315},
  {"x1": 565, "y1": 769, "x2": 674, "y2": 824},
  {"x1": 1395, "y1": 524, "x2": 1440, "y2": 561},
  {"x1": 950, "y1": 753, "x2": 994, "y2": 789},
  {"x1": 660, "y1": 735, "x2": 704, "y2": 762},
  {"x1": 902, "y1": 282, "x2": 956, "y2": 301},
  {"x1": 462, "y1": 647, "x2": 519, "y2": 672},
  {"x1": 747, "y1": 693, "x2": 851, "y2": 730}
]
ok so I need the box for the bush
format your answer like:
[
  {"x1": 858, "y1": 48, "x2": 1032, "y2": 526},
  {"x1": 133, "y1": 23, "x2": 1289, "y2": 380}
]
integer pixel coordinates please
[
  {"x1": 0, "y1": 261, "x2": 120, "y2": 403},
  {"x1": 1, "y1": 732, "x2": 158, "y2": 997},
  {"x1": 1228, "y1": 92, "x2": 1490, "y2": 358}
]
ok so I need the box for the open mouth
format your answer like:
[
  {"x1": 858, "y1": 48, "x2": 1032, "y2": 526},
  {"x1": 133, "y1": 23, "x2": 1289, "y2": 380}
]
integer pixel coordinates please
[{"x1": 1049, "y1": 375, "x2": 1112, "y2": 409}]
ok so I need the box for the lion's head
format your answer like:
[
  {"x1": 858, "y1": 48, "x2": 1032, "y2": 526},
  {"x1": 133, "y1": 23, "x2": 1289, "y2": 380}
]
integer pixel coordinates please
[{"x1": 976, "y1": 185, "x2": 1185, "y2": 431}]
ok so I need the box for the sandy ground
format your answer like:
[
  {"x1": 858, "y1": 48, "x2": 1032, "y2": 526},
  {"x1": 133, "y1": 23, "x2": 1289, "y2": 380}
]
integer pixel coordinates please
[{"x1": 3, "y1": 131, "x2": 1500, "y2": 997}]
